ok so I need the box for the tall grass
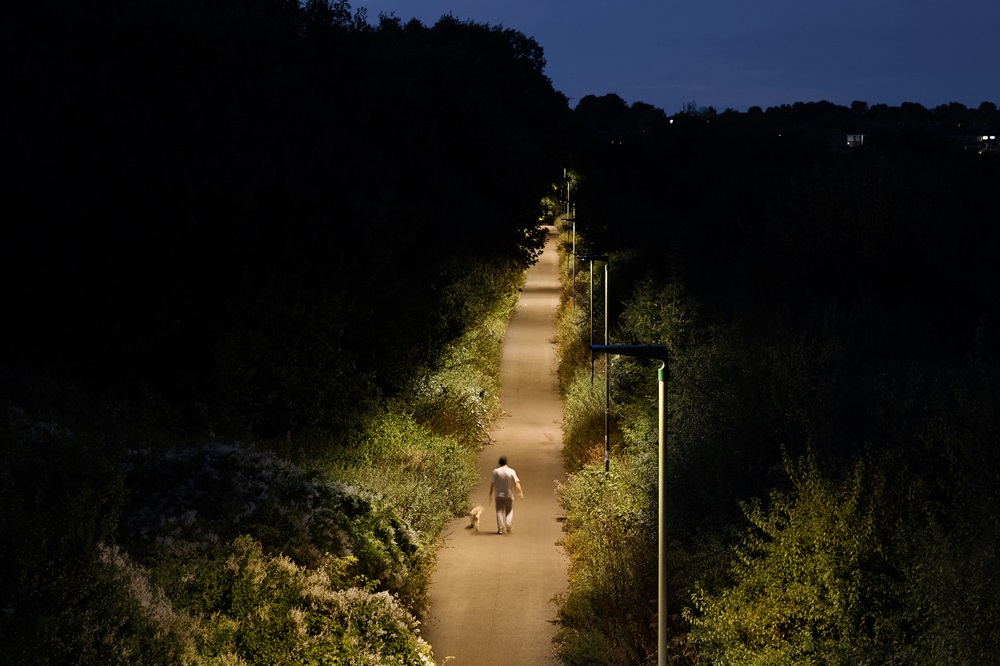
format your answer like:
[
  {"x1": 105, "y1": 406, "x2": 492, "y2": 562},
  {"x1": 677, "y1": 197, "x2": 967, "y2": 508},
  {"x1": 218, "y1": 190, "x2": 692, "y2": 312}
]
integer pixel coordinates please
[{"x1": 556, "y1": 454, "x2": 658, "y2": 666}]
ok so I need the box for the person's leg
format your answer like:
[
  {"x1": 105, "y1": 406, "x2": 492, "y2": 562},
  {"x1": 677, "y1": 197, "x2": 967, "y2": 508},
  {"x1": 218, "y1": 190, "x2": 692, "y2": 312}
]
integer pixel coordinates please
[
  {"x1": 495, "y1": 497, "x2": 505, "y2": 533},
  {"x1": 503, "y1": 498, "x2": 514, "y2": 533}
]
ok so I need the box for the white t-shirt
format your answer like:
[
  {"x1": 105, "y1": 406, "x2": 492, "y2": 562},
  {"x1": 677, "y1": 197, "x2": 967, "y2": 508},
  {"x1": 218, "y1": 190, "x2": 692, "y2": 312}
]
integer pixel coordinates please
[{"x1": 492, "y1": 465, "x2": 520, "y2": 499}]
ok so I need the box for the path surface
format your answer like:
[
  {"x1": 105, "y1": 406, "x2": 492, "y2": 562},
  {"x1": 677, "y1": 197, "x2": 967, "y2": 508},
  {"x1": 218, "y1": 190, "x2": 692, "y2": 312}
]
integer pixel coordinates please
[{"x1": 422, "y1": 224, "x2": 568, "y2": 665}]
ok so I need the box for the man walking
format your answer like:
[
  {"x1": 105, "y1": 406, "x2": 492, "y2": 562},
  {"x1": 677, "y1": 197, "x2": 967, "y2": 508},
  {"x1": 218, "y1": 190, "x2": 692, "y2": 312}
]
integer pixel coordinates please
[{"x1": 489, "y1": 456, "x2": 523, "y2": 534}]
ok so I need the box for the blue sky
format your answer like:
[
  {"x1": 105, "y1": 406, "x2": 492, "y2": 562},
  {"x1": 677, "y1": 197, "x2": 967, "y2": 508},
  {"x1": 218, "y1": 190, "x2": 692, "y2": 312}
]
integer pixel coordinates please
[{"x1": 359, "y1": 0, "x2": 1000, "y2": 112}]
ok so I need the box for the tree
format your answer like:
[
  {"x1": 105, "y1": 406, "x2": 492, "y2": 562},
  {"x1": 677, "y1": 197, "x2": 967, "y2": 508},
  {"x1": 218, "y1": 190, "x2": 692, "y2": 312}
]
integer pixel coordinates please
[{"x1": 688, "y1": 456, "x2": 903, "y2": 666}]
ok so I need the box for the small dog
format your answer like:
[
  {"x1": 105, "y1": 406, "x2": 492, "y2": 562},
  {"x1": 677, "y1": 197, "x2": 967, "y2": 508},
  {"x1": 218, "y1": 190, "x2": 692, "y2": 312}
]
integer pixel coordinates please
[{"x1": 467, "y1": 505, "x2": 483, "y2": 531}]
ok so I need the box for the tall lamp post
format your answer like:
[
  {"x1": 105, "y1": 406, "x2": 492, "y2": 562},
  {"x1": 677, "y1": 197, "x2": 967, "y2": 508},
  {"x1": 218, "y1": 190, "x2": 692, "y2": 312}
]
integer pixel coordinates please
[
  {"x1": 575, "y1": 254, "x2": 609, "y2": 383},
  {"x1": 562, "y1": 169, "x2": 575, "y2": 313},
  {"x1": 567, "y1": 217, "x2": 577, "y2": 313},
  {"x1": 592, "y1": 344, "x2": 669, "y2": 666},
  {"x1": 577, "y1": 254, "x2": 610, "y2": 473}
]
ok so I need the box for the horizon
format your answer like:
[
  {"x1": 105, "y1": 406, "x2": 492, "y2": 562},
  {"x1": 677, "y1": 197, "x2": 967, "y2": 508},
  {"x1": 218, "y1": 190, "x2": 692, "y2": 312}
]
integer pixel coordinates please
[{"x1": 361, "y1": 0, "x2": 1000, "y2": 115}]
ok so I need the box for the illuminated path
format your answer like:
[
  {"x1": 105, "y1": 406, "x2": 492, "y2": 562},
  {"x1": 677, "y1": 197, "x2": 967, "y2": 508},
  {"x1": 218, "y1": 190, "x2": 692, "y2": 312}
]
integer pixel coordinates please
[{"x1": 422, "y1": 224, "x2": 568, "y2": 665}]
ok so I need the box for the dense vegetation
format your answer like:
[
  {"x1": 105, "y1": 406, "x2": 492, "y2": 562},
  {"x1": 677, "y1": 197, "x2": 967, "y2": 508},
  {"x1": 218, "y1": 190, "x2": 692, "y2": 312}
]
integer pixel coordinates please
[
  {"x1": 5, "y1": 0, "x2": 999, "y2": 661},
  {"x1": 1, "y1": 1, "x2": 567, "y2": 663},
  {"x1": 555, "y1": 96, "x2": 1000, "y2": 664}
]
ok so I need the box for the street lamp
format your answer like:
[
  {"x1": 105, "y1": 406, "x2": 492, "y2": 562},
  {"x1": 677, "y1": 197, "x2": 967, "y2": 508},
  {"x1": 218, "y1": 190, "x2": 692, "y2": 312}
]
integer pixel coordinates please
[
  {"x1": 566, "y1": 217, "x2": 577, "y2": 313},
  {"x1": 575, "y1": 254, "x2": 609, "y2": 382},
  {"x1": 565, "y1": 168, "x2": 571, "y2": 218},
  {"x1": 577, "y1": 254, "x2": 610, "y2": 474},
  {"x1": 561, "y1": 169, "x2": 578, "y2": 313},
  {"x1": 592, "y1": 344, "x2": 669, "y2": 666}
]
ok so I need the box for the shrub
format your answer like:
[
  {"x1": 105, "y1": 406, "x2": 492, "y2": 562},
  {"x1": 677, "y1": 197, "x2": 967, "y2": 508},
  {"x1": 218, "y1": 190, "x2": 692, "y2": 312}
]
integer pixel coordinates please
[
  {"x1": 0, "y1": 543, "x2": 201, "y2": 666},
  {"x1": 0, "y1": 403, "x2": 167, "y2": 664},
  {"x1": 178, "y1": 536, "x2": 434, "y2": 665},
  {"x1": 897, "y1": 516, "x2": 1000, "y2": 664},
  {"x1": 328, "y1": 412, "x2": 479, "y2": 615},
  {"x1": 687, "y1": 455, "x2": 903, "y2": 665},
  {"x1": 94, "y1": 544, "x2": 201, "y2": 664},
  {"x1": 881, "y1": 364, "x2": 1000, "y2": 664},
  {"x1": 120, "y1": 443, "x2": 421, "y2": 604},
  {"x1": 424, "y1": 258, "x2": 520, "y2": 439},
  {"x1": 334, "y1": 410, "x2": 477, "y2": 529},
  {"x1": 560, "y1": 367, "x2": 610, "y2": 472},
  {"x1": 556, "y1": 454, "x2": 658, "y2": 665},
  {"x1": 556, "y1": 285, "x2": 593, "y2": 393}
]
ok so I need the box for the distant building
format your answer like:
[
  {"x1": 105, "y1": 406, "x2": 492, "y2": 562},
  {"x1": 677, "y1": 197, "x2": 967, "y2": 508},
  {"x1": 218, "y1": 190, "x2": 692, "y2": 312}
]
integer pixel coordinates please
[
  {"x1": 948, "y1": 134, "x2": 997, "y2": 153},
  {"x1": 827, "y1": 130, "x2": 866, "y2": 150}
]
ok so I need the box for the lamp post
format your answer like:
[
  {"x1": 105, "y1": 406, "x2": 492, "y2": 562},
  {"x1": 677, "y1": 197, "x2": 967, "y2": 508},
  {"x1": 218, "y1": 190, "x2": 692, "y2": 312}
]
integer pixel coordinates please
[
  {"x1": 592, "y1": 344, "x2": 669, "y2": 666},
  {"x1": 572, "y1": 206, "x2": 577, "y2": 301},
  {"x1": 565, "y1": 168, "x2": 571, "y2": 218},
  {"x1": 567, "y1": 217, "x2": 577, "y2": 313},
  {"x1": 577, "y1": 254, "x2": 610, "y2": 473},
  {"x1": 575, "y1": 255, "x2": 609, "y2": 382}
]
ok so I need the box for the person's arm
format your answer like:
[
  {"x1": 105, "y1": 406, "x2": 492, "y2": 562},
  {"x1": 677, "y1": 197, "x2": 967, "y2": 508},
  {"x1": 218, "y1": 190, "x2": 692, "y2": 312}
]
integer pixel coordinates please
[
  {"x1": 515, "y1": 480, "x2": 523, "y2": 500},
  {"x1": 489, "y1": 481, "x2": 495, "y2": 498}
]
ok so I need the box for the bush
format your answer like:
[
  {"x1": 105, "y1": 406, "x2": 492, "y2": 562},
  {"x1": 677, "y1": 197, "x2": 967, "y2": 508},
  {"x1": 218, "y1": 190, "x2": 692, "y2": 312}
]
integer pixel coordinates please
[
  {"x1": 687, "y1": 455, "x2": 903, "y2": 665},
  {"x1": 560, "y1": 367, "x2": 609, "y2": 472},
  {"x1": 329, "y1": 411, "x2": 479, "y2": 613},
  {"x1": 556, "y1": 454, "x2": 658, "y2": 665},
  {"x1": 120, "y1": 443, "x2": 421, "y2": 604},
  {"x1": 0, "y1": 403, "x2": 198, "y2": 665},
  {"x1": 177, "y1": 536, "x2": 434, "y2": 665},
  {"x1": 882, "y1": 364, "x2": 1000, "y2": 664},
  {"x1": 406, "y1": 295, "x2": 510, "y2": 445},
  {"x1": 897, "y1": 516, "x2": 1000, "y2": 664},
  {"x1": 556, "y1": 251, "x2": 593, "y2": 392}
]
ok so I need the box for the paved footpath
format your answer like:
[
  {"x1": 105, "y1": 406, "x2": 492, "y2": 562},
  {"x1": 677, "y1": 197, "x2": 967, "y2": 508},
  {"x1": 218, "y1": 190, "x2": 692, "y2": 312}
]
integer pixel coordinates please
[{"x1": 422, "y1": 224, "x2": 568, "y2": 665}]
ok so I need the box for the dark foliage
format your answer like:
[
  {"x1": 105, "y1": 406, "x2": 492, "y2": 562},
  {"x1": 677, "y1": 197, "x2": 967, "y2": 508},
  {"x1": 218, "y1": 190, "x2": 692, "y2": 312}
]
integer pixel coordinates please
[
  {"x1": 1, "y1": 2, "x2": 567, "y2": 661},
  {"x1": 564, "y1": 95, "x2": 1000, "y2": 662},
  {"x1": 570, "y1": 95, "x2": 1000, "y2": 375},
  {"x1": 1, "y1": 0, "x2": 569, "y2": 441}
]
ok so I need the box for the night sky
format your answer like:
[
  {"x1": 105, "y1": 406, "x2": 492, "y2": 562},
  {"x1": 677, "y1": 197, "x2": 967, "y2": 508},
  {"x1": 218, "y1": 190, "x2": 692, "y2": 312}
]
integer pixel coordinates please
[{"x1": 361, "y1": 0, "x2": 1000, "y2": 112}]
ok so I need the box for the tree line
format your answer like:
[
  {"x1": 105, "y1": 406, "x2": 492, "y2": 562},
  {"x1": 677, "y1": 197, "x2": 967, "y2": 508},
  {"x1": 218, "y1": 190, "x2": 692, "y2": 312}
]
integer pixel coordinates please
[
  {"x1": 556, "y1": 94, "x2": 1000, "y2": 663},
  {"x1": 1, "y1": 1, "x2": 568, "y2": 662},
  {"x1": 2, "y1": 0, "x2": 569, "y2": 440}
]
